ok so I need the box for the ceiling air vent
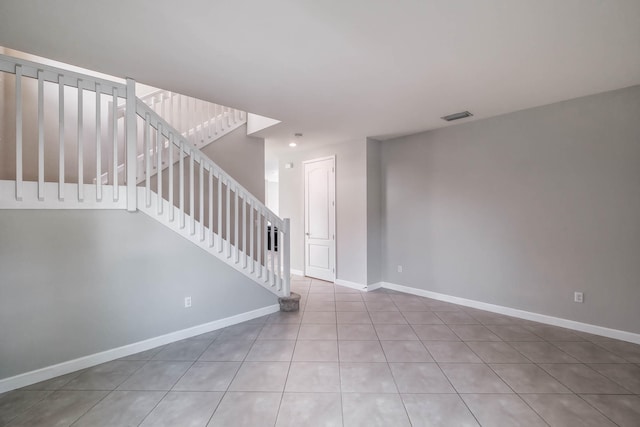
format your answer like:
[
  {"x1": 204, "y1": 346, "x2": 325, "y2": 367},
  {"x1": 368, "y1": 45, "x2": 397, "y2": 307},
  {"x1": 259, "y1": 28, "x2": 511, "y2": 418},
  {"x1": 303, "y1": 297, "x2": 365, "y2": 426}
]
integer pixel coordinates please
[{"x1": 441, "y1": 111, "x2": 473, "y2": 122}]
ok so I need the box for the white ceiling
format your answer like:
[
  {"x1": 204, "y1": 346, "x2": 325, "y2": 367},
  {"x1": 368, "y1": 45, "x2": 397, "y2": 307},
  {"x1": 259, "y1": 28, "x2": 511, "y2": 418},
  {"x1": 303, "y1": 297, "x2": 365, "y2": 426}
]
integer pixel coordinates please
[{"x1": 1, "y1": 0, "x2": 639, "y2": 152}]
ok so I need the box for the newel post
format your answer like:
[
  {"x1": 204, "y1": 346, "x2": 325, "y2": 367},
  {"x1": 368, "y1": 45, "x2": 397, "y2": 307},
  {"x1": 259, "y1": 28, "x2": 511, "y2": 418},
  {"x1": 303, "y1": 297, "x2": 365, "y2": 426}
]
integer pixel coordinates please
[
  {"x1": 278, "y1": 218, "x2": 298, "y2": 311},
  {"x1": 125, "y1": 78, "x2": 137, "y2": 211},
  {"x1": 282, "y1": 218, "x2": 291, "y2": 296}
]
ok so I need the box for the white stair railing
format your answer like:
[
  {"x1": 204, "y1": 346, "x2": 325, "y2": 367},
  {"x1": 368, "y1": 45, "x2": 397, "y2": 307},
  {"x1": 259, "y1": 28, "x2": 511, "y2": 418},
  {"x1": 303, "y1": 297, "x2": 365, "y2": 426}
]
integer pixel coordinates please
[
  {"x1": 0, "y1": 53, "x2": 134, "y2": 209},
  {"x1": 136, "y1": 100, "x2": 290, "y2": 295},
  {"x1": 107, "y1": 89, "x2": 247, "y2": 185},
  {"x1": 0, "y1": 52, "x2": 290, "y2": 297},
  {"x1": 139, "y1": 89, "x2": 246, "y2": 148}
]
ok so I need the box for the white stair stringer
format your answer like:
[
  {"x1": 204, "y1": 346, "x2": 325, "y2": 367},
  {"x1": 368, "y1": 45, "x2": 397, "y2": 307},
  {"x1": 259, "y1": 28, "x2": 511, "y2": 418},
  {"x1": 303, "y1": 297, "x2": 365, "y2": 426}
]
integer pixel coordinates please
[{"x1": 137, "y1": 187, "x2": 284, "y2": 297}]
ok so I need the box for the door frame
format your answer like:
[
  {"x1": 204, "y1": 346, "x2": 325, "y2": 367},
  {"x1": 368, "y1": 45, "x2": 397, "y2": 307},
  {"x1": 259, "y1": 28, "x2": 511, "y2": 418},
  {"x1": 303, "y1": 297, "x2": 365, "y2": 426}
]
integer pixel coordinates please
[{"x1": 302, "y1": 155, "x2": 336, "y2": 282}]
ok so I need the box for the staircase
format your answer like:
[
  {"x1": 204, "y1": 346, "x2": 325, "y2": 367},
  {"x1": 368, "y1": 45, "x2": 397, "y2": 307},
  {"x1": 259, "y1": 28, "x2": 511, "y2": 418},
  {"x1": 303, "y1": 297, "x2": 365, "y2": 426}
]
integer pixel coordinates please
[
  {"x1": 103, "y1": 89, "x2": 247, "y2": 185},
  {"x1": 0, "y1": 53, "x2": 291, "y2": 297}
]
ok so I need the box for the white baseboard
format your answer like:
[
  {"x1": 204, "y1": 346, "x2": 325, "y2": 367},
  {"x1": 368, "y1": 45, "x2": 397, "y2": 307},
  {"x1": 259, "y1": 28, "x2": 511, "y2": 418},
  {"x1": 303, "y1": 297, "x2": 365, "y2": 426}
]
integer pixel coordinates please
[
  {"x1": 0, "y1": 304, "x2": 279, "y2": 394},
  {"x1": 382, "y1": 282, "x2": 640, "y2": 345},
  {"x1": 334, "y1": 279, "x2": 367, "y2": 291},
  {"x1": 290, "y1": 269, "x2": 304, "y2": 277},
  {"x1": 366, "y1": 282, "x2": 383, "y2": 292}
]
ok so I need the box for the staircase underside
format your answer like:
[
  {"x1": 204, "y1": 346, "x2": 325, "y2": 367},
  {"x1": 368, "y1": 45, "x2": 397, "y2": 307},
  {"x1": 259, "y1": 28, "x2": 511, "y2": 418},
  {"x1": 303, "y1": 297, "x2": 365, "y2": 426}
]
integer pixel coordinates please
[{"x1": 0, "y1": 180, "x2": 285, "y2": 297}]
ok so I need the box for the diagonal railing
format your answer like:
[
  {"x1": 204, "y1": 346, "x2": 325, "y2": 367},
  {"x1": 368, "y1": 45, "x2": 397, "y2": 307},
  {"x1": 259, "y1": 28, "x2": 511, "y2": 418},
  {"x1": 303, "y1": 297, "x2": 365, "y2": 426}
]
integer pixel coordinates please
[
  {"x1": 136, "y1": 100, "x2": 290, "y2": 294},
  {"x1": 0, "y1": 52, "x2": 290, "y2": 297}
]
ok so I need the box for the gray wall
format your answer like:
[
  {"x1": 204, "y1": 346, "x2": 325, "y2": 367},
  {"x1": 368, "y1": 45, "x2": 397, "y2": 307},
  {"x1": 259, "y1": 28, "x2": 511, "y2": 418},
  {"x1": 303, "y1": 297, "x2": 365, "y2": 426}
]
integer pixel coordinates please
[
  {"x1": 366, "y1": 138, "x2": 382, "y2": 285},
  {"x1": 279, "y1": 139, "x2": 368, "y2": 285},
  {"x1": 201, "y1": 126, "x2": 265, "y2": 203},
  {"x1": 0, "y1": 209, "x2": 276, "y2": 380},
  {"x1": 381, "y1": 86, "x2": 640, "y2": 333}
]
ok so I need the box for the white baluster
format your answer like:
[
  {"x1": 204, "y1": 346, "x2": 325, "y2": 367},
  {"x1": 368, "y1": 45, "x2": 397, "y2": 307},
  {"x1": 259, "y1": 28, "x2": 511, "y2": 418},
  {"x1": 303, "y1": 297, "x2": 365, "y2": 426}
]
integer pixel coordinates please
[
  {"x1": 156, "y1": 122, "x2": 163, "y2": 215},
  {"x1": 37, "y1": 69, "x2": 44, "y2": 201},
  {"x1": 199, "y1": 159, "x2": 204, "y2": 241},
  {"x1": 179, "y1": 139, "x2": 185, "y2": 228},
  {"x1": 276, "y1": 220, "x2": 281, "y2": 290},
  {"x1": 161, "y1": 92, "x2": 166, "y2": 121},
  {"x1": 217, "y1": 172, "x2": 223, "y2": 252},
  {"x1": 169, "y1": 92, "x2": 175, "y2": 130},
  {"x1": 77, "y1": 80, "x2": 84, "y2": 201},
  {"x1": 209, "y1": 166, "x2": 214, "y2": 248},
  {"x1": 220, "y1": 104, "x2": 225, "y2": 132},
  {"x1": 194, "y1": 99, "x2": 200, "y2": 143},
  {"x1": 95, "y1": 82, "x2": 101, "y2": 202},
  {"x1": 177, "y1": 94, "x2": 183, "y2": 135},
  {"x1": 189, "y1": 97, "x2": 194, "y2": 144},
  {"x1": 112, "y1": 86, "x2": 118, "y2": 201},
  {"x1": 152, "y1": 111, "x2": 157, "y2": 173},
  {"x1": 235, "y1": 187, "x2": 239, "y2": 263},
  {"x1": 58, "y1": 74, "x2": 65, "y2": 201},
  {"x1": 243, "y1": 194, "x2": 247, "y2": 268},
  {"x1": 250, "y1": 199, "x2": 254, "y2": 273},
  {"x1": 256, "y1": 207, "x2": 262, "y2": 278},
  {"x1": 189, "y1": 149, "x2": 195, "y2": 235},
  {"x1": 125, "y1": 78, "x2": 137, "y2": 211},
  {"x1": 269, "y1": 216, "x2": 276, "y2": 286},
  {"x1": 168, "y1": 133, "x2": 174, "y2": 221},
  {"x1": 15, "y1": 65, "x2": 23, "y2": 201},
  {"x1": 199, "y1": 100, "x2": 205, "y2": 143},
  {"x1": 214, "y1": 104, "x2": 219, "y2": 135},
  {"x1": 283, "y1": 219, "x2": 291, "y2": 295},
  {"x1": 145, "y1": 113, "x2": 151, "y2": 207},
  {"x1": 226, "y1": 179, "x2": 231, "y2": 258},
  {"x1": 263, "y1": 213, "x2": 268, "y2": 283},
  {"x1": 207, "y1": 103, "x2": 212, "y2": 139}
]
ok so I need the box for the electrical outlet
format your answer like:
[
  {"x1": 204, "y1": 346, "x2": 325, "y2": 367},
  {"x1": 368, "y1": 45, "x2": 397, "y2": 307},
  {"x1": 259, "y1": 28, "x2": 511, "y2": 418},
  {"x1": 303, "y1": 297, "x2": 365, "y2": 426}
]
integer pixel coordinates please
[
  {"x1": 573, "y1": 292, "x2": 584, "y2": 303},
  {"x1": 184, "y1": 296, "x2": 192, "y2": 308},
  {"x1": 397, "y1": 265, "x2": 403, "y2": 273}
]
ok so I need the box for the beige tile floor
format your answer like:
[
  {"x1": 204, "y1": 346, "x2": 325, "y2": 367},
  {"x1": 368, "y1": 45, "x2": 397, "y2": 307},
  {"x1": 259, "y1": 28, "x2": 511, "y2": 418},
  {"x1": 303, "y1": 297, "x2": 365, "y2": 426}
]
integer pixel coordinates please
[{"x1": 1, "y1": 276, "x2": 640, "y2": 426}]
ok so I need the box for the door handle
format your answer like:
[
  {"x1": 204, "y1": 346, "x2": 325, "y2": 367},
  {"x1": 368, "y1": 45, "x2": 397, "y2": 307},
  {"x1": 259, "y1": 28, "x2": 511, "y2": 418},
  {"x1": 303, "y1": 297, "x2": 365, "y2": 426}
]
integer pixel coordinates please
[{"x1": 305, "y1": 233, "x2": 310, "y2": 236}]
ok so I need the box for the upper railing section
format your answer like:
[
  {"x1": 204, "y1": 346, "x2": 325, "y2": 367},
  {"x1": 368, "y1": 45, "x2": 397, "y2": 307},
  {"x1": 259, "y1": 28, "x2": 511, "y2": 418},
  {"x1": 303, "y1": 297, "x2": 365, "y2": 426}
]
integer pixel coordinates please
[
  {"x1": 0, "y1": 53, "x2": 290, "y2": 296},
  {"x1": 136, "y1": 89, "x2": 246, "y2": 149},
  {"x1": 0, "y1": 53, "x2": 132, "y2": 208},
  {"x1": 107, "y1": 89, "x2": 247, "y2": 186}
]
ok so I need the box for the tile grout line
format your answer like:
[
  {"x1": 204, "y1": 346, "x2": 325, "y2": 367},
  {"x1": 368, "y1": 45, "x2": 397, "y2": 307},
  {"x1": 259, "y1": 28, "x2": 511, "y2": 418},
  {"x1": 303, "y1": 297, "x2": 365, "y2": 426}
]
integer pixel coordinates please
[
  {"x1": 572, "y1": 393, "x2": 624, "y2": 427},
  {"x1": 133, "y1": 337, "x2": 217, "y2": 426},
  {"x1": 2, "y1": 390, "x2": 53, "y2": 426},
  {"x1": 271, "y1": 300, "x2": 303, "y2": 427},
  {"x1": 331, "y1": 287, "x2": 347, "y2": 427},
  {"x1": 201, "y1": 321, "x2": 268, "y2": 426},
  {"x1": 383, "y1": 301, "x2": 419, "y2": 425},
  {"x1": 65, "y1": 352, "x2": 156, "y2": 426}
]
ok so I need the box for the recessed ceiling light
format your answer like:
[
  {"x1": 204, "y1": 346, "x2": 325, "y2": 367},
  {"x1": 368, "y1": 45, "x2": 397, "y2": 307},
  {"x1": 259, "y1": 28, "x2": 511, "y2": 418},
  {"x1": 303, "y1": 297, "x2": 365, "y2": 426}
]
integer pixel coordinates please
[
  {"x1": 441, "y1": 111, "x2": 473, "y2": 121},
  {"x1": 289, "y1": 133, "x2": 303, "y2": 147}
]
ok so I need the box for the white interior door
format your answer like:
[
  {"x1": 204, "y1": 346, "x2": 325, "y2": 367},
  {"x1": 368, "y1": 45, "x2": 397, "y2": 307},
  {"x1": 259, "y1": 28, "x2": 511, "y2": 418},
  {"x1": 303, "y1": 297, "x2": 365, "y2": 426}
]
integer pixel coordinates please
[{"x1": 304, "y1": 157, "x2": 336, "y2": 281}]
